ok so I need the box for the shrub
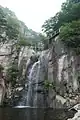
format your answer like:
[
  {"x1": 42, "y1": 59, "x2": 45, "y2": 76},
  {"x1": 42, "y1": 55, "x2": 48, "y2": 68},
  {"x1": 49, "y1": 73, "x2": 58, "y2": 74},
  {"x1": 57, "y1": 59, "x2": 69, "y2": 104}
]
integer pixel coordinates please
[
  {"x1": 59, "y1": 20, "x2": 80, "y2": 54},
  {"x1": 6, "y1": 64, "x2": 19, "y2": 87},
  {"x1": 0, "y1": 64, "x2": 4, "y2": 72},
  {"x1": 44, "y1": 80, "x2": 55, "y2": 90}
]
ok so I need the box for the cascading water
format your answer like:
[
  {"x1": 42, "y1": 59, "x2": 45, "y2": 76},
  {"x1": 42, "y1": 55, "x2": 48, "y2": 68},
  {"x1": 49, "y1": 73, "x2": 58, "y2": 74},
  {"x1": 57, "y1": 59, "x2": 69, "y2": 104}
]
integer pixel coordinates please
[
  {"x1": 17, "y1": 56, "x2": 39, "y2": 107},
  {"x1": 58, "y1": 55, "x2": 65, "y2": 82},
  {"x1": 26, "y1": 61, "x2": 40, "y2": 106},
  {"x1": 26, "y1": 50, "x2": 49, "y2": 107},
  {"x1": 16, "y1": 50, "x2": 49, "y2": 108}
]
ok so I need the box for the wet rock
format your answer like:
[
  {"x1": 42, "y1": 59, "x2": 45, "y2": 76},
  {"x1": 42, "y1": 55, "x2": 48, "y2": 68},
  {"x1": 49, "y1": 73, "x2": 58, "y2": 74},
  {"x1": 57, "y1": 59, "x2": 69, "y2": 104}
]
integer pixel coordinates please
[
  {"x1": 68, "y1": 104, "x2": 80, "y2": 120},
  {"x1": 56, "y1": 95, "x2": 67, "y2": 105},
  {"x1": 16, "y1": 87, "x2": 23, "y2": 91}
]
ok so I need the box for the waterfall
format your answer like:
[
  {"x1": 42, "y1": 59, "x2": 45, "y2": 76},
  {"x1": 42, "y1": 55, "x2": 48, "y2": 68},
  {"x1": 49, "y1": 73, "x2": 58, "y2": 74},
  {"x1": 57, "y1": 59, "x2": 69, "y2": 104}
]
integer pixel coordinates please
[
  {"x1": 72, "y1": 57, "x2": 78, "y2": 91},
  {"x1": 33, "y1": 61, "x2": 45, "y2": 107},
  {"x1": 26, "y1": 51, "x2": 49, "y2": 107},
  {"x1": 16, "y1": 50, "x2": 49, "y2": 108},
  {"x1": 27, "y1": 61, "x2": 40, "y2": 106},
  {"x1": 17, "y1": 56, "x2": 39, "y2": 107},
  {"x1": 26, "y1": 58, "x2": 32, "y2": 79},
  {"x1": 58, "y1": 55, "x2": 65, "y2": 82}
]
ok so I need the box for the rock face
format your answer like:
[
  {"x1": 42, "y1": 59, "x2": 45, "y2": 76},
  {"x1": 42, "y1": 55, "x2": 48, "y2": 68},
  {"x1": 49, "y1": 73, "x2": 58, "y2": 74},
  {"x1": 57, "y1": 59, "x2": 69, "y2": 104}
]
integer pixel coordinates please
[
  {"x1": 25, "y1": 35, "x2": 80, "y2": 108},
  {"x1": 0, "y1": 43, "x2": 37, "y2": 105},
  {"x1": 68, "y1": 104, "x2": 80, "y2": 120},
  {"x1": 17, "y1": 35, "x2": 80, "y2": 108},
  {"x1": 18, "y1": 46, "x2": 36, "y2": 78},
  {"x1": 53, "y1": 36, "x2": 80, "y2": 94},
  {"x1": 0, "y1": 5, "x2": 45, "y2": 106},
  {"x1": 50, "y1": 36, "x2": 80, "y2": 108},
  {"x1": 0, "y1": 43, "x2": 11, "y2": 105},
  {"x1": 0, "y1": 78, "x2": 5, "y2": 105},
  {"x1": 0, "y1": 34, "x2": 80, "y2": 108},
  {"x1": 18, "y1": 50, "x2": 49, "y2": 107},
  {"x1": 0, "y1": 43, "x2": 11, "y2": 70}
]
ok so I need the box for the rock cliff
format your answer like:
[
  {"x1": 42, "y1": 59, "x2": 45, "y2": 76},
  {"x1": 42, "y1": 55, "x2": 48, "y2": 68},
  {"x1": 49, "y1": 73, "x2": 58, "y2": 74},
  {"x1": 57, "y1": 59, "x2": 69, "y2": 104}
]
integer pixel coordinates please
[{"x1": 48, "y1": 35, "x2": 80, "y2": 108}]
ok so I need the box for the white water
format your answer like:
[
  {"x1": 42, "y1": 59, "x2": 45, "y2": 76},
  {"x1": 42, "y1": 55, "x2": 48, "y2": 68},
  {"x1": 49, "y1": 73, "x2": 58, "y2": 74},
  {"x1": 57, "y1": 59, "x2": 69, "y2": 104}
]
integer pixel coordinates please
[
  {"x1": 58, "y1": 55, "x2": 65, "y2": 82},
  {"x1": 17, "y1": 50, "x2": 50, "y2": 107},
  {"x1": 27, "y1": 50, "x2": 49, "y2": 107},
  {"x1": 28, "y1": 61, "x2": 40, "y2": 81},
  {"x1": 14, "y1": 106, "x2": 31, "y2": 108},
  {"x1": 56, "y1": 95, "x2": 66, "y2": 105},
  {"x1": 33, "y1": 61, "x2": 40, "y2": 107},
  {"x1": 27, "y1": 61, "x2": 40, "y2": 106},
  {"x1": 73, "y1": 65, "x2": 78, "y2": 91}
]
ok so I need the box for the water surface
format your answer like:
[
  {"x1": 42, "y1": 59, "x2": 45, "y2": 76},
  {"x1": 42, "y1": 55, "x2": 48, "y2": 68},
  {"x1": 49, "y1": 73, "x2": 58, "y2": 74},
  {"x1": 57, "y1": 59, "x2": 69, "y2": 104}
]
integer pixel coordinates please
[{"x1": 0, "y1": 108, "x2": 70, "y2": 120}]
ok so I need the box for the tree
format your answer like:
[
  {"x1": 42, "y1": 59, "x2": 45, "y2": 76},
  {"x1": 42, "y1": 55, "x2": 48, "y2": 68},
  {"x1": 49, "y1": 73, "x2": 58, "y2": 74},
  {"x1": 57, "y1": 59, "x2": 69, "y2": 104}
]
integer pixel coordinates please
[
  {"x1": 42, "y1": 0, "x2": 80, "y2": 38},
  {"x1": 0, "y1": 8, "x2": 7, "y2": 42},
  {"x1": 0, "y1": 7, "x2": 20, "y2": 44},
  {"x1": 68, "y1": 0, "x2": 80, "y2": 3},
  {"x1": 6, "y1": 16, "x2": 20, "y2": 40},
  {"x1": 6, "y1": 63, "x2": 19, "y2": 87},
  {"x1": 59, "y1": 20, "x2": 80, "y2": 54}
]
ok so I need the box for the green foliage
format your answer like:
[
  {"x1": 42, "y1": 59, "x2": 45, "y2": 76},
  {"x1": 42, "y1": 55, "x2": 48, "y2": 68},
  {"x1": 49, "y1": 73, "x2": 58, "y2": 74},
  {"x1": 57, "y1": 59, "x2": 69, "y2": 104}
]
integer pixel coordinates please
[
  {"x1": 0, "y1": 64, "x2": 4, "y2": 72},
  {"x1": 43, "y1": 39, "x2": 49, "y2": 50},
  {"x1": 0, "y1": 6, "x2": 44, "y2": 48},
  {"x1": 42, "y1": 0, "x2": 80, "y2": 37},
  {"x1": 6, "y1": 64, "x2": 19, "y2": 87},
  {"x1": 0, "y1": 8, "x2": 7, "y2": 42},
  {"x1": 59, "y1": 20, "x2": 80, "y2": 54},
  {"x1": 68, "y1": 0, "x2": 80, "y2": 4},
  {"x1": 42, "y1": 0, "x2": 80, "y2": 54},
  {"x1": 60, "y1": 2, "x2": 80, "y2": 23},
  {"x1": 44, "y1": 80, "x2": 55, "y2": 90},
  {"x1": 0, "y1": 7, "x2": 20, "y2": 43},
  {"x1": 18, "y1": 39, "x2": 31, "y2": 46}
]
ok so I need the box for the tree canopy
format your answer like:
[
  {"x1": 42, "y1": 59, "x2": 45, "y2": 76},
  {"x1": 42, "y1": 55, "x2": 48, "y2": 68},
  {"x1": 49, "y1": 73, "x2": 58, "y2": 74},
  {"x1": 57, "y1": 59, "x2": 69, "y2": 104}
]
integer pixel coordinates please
[
  {"x1": 42, "y1": 0, "x2": 80, "y2": 53},
  {"x1": 59, "y1": 20, "x2": 80, "y2": 48},
  {"x1": 0, "y1": 6, "x2": 44, "y2": 49},
  {"x1": 42, "y1": 0, "x2": 80, "y2": 38}
]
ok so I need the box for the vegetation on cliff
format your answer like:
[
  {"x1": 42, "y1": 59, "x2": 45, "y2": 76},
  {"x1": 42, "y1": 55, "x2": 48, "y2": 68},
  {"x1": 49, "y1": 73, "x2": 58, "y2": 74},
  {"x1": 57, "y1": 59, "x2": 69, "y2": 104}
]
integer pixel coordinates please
[
  {"x1": 0, "y1": 5, "x2": 45, "y2": 106},
  {"x1": 0, "y1": 6, "x2": 44, "y2": 48},
  {"x1": 42, "y1": 0, "x2": 80, "y2": 53},
  {"x1": 59, "y1": 20, "x2": 80, "y2": 54}
]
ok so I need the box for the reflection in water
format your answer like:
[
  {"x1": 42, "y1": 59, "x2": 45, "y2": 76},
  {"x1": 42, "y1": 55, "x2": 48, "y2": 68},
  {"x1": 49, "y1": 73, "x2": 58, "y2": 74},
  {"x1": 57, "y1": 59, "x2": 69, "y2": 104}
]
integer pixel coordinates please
[{"x1": 0, "y1": 108, "x2": 70, "y2": 120}]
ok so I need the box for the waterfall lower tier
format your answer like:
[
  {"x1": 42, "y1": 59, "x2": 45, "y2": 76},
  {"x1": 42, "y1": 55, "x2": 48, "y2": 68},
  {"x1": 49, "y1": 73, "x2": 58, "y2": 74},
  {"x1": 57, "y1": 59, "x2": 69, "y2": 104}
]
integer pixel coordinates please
[
  {"x1": 27, "y1": 60, "x2": 46, "y2": 107},
  {"x1": 26, "y1": 50, "x2": 49, "y2": 107},
  {"x1": 17, "y1": 50, "x2": 52, "y2": 108}
]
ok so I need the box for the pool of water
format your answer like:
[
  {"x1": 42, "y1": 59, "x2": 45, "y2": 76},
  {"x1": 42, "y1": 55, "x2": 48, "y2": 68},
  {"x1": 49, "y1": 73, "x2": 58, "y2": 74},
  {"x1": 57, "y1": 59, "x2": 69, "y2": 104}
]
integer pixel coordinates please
[{"x1": 0, "y1": 107, "x2": 73, "y2": 120}]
